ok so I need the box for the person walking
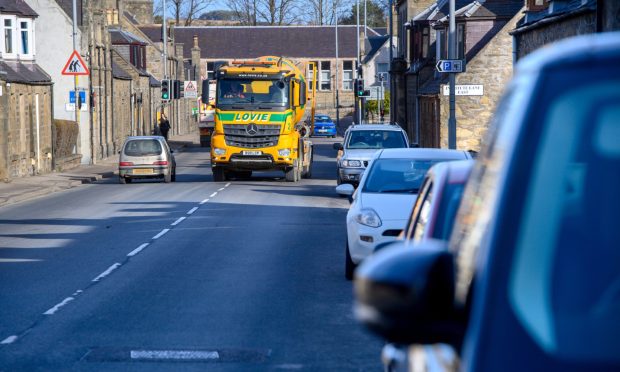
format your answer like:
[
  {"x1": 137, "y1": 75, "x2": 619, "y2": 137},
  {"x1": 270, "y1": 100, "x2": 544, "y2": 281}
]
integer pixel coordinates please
[{"x1": 159, "y1": 114, "x2": 171, "y2": 140}]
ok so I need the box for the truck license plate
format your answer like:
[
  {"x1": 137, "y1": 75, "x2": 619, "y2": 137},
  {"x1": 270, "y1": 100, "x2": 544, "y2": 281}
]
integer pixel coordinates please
[{"x1": 242, "y1": 151, "x2": 262, "y2": 156}]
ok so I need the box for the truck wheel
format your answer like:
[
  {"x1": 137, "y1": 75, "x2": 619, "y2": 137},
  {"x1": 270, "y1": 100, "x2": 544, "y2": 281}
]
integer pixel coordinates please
[
  {"x1": 212, "y1": 167, "x2": 226, "y2": 182},
  {"x1": 119, "y1": 176, "x2": 127, "y2": 184},
  {"x1": 285, "y1": 160, "x2": 299, "y2": 182},
  {"x1": 302, "y1": 150, "x2": 313, "y2": 179}
]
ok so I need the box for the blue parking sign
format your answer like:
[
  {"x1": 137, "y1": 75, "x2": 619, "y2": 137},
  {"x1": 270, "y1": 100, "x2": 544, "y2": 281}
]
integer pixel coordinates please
[
  {"x1": 443, "y1": 61, "x2": 452, "y2": 71},
  {"x1": 69, "y1": 91, "x2": 86, "y2": 104}
]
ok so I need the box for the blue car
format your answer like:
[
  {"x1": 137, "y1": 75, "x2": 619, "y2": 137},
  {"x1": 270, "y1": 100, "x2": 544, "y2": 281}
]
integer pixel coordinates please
[{"x1": 312, "y1": 115, "x2": 337, "y2": 137}]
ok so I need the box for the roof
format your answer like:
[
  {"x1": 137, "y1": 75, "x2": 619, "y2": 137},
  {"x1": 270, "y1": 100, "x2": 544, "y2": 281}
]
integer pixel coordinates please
[
  {"x1": 53, "y1": 0, "x2": 82, "y2": 25},
  {"x1": 139, "y1": 25, "x2": 369, "y2": 59},
  {"x1": 0, "y1": 0, "x2": 37, "y2": 16},
  {"x1": 124, "y1": 10, "x2": 140, "y2": 25},
  {"x1": 512, "y1": 0, "x2": 595, "y2": 34},
  {"x1": 109, "y1": 28, "x2": 148, "y2": 45},
  {"x1": 377, "y1": 148, "x2": 472, "y2": 160},
  {"x1": 363, "y1": 35, "x2": 390, "y2": 64},
  {"x1": 373, "y1": 27, "x2": 388, "y2": 36},
  {"x1": 0, "y1": 60, "x2": 51, "y2": 84},
  {"x1": 149, "y1": 74, "x2": 161, "y2": 87},
  {"x1": 428, "y1": 0, "x2": 522, "y2": 24},
  {"x1": 112, "y1": 60, "x2": 132, "y2": 80},
  {"x1": 427, "y1": 160, "x2": 475, "y2": 184}
]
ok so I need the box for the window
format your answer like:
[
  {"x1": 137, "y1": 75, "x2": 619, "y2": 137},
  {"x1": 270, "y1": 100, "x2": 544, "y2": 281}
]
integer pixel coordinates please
[
  {"x1": 3, "y1": 18, "x2": 13, "y2": 55},
  {"x1": 320, "y1": 61, "x2": 331, "y2": 91},
  {"x1": 207, "y1": 62, "x2": 215, "y2": 79},
  {"x1": 20, "y1": 21, "x2": 28, "y2": 54},
  {"x1": 343, "y1": 61, "x2": 353, "y2": 91},
  {"x1": 306, "y1": 61, "x2": 318, "y2": 91},
  {"x1": 436, "y1": 24, "x2": 465, "y2": 60},
  {"x1": 410, "y1": 23, "x2": 430, "y2": 63},
  {"x1": 526, "y1": 0, "x2": 548, "y2": 11}
]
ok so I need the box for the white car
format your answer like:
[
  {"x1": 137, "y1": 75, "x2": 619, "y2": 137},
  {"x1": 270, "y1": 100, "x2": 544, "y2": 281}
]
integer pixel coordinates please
[{"x1": 336, "y1": 148, "x2": 472, "y2": 280}]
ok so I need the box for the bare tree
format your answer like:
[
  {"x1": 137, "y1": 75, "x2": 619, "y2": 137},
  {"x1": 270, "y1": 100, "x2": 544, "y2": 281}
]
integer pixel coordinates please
[
  {"x1": 305, "y1": 0, "x2": 354, "y2": 25},
  {"x1": 226, "y1": 0, "x2": 301, "y2": 25},
  {"x1": 227, "y1": 0, "x2": 257, "y2": 25},
  {"x1": 154, "y1": 0, "x2": 214, "y2": 26}
]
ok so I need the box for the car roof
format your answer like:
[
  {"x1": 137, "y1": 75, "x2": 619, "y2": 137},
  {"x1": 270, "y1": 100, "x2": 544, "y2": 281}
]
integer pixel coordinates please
[
  {"x1": 376, "y1": 148, "x2": 472, "y2": 160},
  {"x1": 428, "y1": 160, "x2": 475, "y2": 184},
  {"x1": 125, "y1": 136, "x2": 164, "y2": 141},
  {"x1": 347, "y1": 124, "x2": 405, "y2": 132}
]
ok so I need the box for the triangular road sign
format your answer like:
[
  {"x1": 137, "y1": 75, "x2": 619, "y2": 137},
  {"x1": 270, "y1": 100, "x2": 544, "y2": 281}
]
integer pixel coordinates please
[{"x1": 62, "y1": 50, "x2": 89, "y2": 76}]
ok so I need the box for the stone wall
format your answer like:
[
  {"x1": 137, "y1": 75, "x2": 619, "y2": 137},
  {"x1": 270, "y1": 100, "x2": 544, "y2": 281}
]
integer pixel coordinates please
[
  {"x1": 0, "y1": 77, "x2": 8, "y2": 181},
  {"x1": 124, "y1": 0, "x2": 153, "y2": 24},
  {"x1": 438, "y1": 14, "x2": 520, "y2": 151},
  {"x1": 4, "y1": 83, "x2": 54, "y2": 178},
  {"x1": 516, "y1": 12, "x2": 596, "y2": 59},
  {"x1": 111, "y1": 77, "x2": 132, "y2": 148}
]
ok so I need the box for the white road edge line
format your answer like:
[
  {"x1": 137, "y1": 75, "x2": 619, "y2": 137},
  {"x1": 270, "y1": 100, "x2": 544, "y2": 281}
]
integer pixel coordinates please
[
  {"x1": 199, "y1": 198, "x2": 209, "y2": 205},
  {"x1": 217, "y1": 187, "x2": 225, "y2": 191},
  {"x1": 92, "y1": 263, "x2": 122, "y2": 282},
  {"x1": 187, "y1": 207, "x2": 198, "y2": 215},
  {"x1": 1, "y1": 335, "x2": 18, "y2": 344},
  {"x1": 152, "y1": 229, "x2": 170, "y2": 240},
  {"x1": 128, "y1": 243, "x2": 149, "y2": 257},
  {"x1": 171, "y1": 217, "x2": 186, "y2": 226},
  {"x1": 210, "y1": 192, "x2": 217, "y2": 197},
  {"x1": 225, "y1": 183, "x2": 231, "y2": 187},
  {"x1": 130, "y1": 350, "x2": 220, "y2": 360},
  {"x1": 43, "y1": 297, "x2": 75, "y2": 315}
]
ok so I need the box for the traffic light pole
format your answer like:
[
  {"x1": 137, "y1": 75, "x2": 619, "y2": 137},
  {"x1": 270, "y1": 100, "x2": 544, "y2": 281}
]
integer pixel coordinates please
[{"x1": 448, "y1": 0, "x2": 457, "y2": 149}]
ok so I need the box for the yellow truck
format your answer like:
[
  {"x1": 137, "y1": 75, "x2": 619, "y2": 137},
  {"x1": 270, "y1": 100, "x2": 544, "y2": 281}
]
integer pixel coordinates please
[{"x1": 202, "y1": 56, "x2": 315, "y2": 182}]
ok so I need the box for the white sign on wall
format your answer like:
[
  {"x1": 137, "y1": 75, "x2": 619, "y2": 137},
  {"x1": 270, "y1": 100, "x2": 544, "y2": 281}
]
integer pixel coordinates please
[
  {"x1": 442, "y1": 84, "x2": 484, "y2": 96},
  {"x1": 184, "y1": 81, "x2": 198, "y2": 99}
]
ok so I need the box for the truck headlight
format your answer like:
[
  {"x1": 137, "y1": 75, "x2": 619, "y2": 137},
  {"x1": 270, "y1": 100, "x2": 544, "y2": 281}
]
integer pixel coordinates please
[
  {"x1": 342, "y1": 159, "x2": 362, "y2": 167},
  {"x1": 278, "y1": 148, "x2": 291, "y2": 157},
  {"x1": 355, "y1": 208, "x2": 382, "y2": 228},
  {"x1": 213, "y1": 148, "x2": 226, "y2": 155}
]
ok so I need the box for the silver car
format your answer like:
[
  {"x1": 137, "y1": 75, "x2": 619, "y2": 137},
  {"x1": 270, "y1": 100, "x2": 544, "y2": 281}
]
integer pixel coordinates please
[
  {"x1": 333, "y1": 124, "x2": 409, "y2": 186},
  {"x1": 118, "y1": 136, "x2": 176, "y2": 184}
]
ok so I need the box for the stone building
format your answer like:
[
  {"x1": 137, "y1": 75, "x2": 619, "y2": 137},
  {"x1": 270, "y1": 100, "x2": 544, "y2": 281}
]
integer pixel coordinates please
[
  {"x1": 139, "y1": 25, "x2": 382, "y2": 123},
  {"x1": 511, "y1": 0, "x2": 620, "y2": 60},
  {"x1": 392, "y1": 0, "x2": 522, "y2": 150},
  {"x1": 0, "y1": 1, "x2": 54, "y2": 180}
]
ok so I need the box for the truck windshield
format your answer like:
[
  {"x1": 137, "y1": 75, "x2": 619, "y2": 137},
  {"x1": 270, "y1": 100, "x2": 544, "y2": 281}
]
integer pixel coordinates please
[{"x1": 217, "y1": 78, "x2": 289, "y2": 108}]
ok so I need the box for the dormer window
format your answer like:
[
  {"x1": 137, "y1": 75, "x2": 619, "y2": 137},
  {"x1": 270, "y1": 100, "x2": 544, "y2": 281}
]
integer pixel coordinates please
[
  {"x1": 20, "y1": 21, "x2": 29, "y2": 54},
  {"x1": 3, "y1": 17, "x2": 13, "y2": 55},
  {"x1": 1, "y1": 15, "x2": 34, "y2": 59},
  {"x1": 526, "y1": 0, "x2": 549, "y2": 12}
]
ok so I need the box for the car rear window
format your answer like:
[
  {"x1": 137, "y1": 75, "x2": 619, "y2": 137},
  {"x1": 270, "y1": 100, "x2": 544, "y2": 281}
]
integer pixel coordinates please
[{"x1": 124, "y1": 140, "x2": 162, "y2": 156}]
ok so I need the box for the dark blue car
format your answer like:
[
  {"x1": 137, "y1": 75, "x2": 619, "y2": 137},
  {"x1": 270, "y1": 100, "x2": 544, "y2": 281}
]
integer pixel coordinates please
[{"x1": 312, "y1": 115, "x2": 337, "y2": 137}]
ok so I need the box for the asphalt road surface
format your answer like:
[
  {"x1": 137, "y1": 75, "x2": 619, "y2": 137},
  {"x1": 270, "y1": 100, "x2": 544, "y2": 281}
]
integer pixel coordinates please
[{"x1": 0, "y1": 138, "x2": 384, "y2": 371}]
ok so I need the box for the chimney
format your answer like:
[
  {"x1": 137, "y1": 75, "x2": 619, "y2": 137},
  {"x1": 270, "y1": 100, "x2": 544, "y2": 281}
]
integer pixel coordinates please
[{"x1": 191, "y1": 35, "x2": 202, "y2": 81}]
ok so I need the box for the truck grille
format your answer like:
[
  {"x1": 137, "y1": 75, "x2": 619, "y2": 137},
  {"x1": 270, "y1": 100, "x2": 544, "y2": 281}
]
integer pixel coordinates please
[{"x1": 223, "y1": 124, "x2": 281, "y2": 149}]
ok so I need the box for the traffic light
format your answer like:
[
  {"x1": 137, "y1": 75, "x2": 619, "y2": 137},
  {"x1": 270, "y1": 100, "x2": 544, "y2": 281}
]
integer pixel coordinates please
[
  {"x1": 173, "y1": 80, "x2": 181, "y2": 99},
  {"x1": 161, "y1": 79, "x2": 170, "y2": 101},
  {"x1": 355, "y1": 79, "x2": 365, "y2": 97}
]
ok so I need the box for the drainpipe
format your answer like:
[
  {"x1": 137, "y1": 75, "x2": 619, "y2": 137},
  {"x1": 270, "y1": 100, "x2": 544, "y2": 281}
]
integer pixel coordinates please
[
  {"x1": 35, "y1": 93, "x2": 40, "y2": 172},
  {"x1": 512, "y1": 34, "x2": 518, "y2": 67},
  {"x1": 130, "y1": 80, "x2": 134, "y2": 135}
]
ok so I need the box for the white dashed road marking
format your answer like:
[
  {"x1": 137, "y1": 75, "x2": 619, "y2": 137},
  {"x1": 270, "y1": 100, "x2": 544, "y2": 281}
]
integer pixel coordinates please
[
  {"x1": 127, "y1": 243, "x2": 149, "y2": 257},
  {"x1": 92, "y1": 263, "x2": 122, "y2": 282},
  {"x1": 199, "y1": 198, "x2": 209, "y2": 205},
  {"x1": 152, "y1": 229, "x2": 170, "y2": 239},
  {"x1": 171, "y1": 217, "x2": 186, "y2": 226},
  {"x1": 187, "y1": 207, "x2": 198, "y2": 215},
  {"x1": 218, "y1": 188, "x2": 225, "y2": 191},
  {"x1": 130, "y1": 350, "x2": 220, "y2": 361},
  {"x1": 43, "y1": 297, "x2": 75, "y2": 315},
  {"x1": 225, "y1": 183, "x2": 231, "y2": 187},
  {"x1": 1, "y1": 336, "x2": 18, "y2": 345},
  {"x1": 210, "y1": 192, "x2": 217, "y2": 197}
]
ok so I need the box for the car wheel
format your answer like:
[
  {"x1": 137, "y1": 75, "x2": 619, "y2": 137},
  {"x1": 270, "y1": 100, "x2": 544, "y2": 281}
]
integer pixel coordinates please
[
  {"x1": 171, "y1": 170, "x2": 177, "y2": 182},
  {"x1": 164, "y1": 172, "x2": 172, "y2": 183},
  {"x1": 345, "y1": 242, "x2": 356, "y2": 280}
]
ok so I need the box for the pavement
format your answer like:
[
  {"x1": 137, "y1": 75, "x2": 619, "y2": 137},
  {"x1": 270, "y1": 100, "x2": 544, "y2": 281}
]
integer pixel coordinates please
[{"x1": 0, "y1": 132, "x2": 199, "y2": 208}]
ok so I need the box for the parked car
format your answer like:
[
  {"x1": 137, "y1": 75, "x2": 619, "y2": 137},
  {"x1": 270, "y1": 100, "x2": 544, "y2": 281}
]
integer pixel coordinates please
[
  {"x1": 337, "y1": 148, "x2": 472, "y2": 280},
  {"x1": 118, "y1": 136, "x2": 176, "y2": 184},
  {"x1": 312, "y1": 114, "x2": 337, "y2": 137},
  {"x1": 333, "y1": 124, "x2": 409, "y2": 186},
  {"x1": 354, "y1": 32, "x2": 620, "y2": 372}
]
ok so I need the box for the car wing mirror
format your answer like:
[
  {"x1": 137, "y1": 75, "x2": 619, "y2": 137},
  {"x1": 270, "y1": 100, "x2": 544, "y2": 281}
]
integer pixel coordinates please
[
  {"x1": 354, "y1": 239, "x2": 463, "y2": 346},
  {"x1": 336, "y1": 184, "x2": 355, "y2": 203}
]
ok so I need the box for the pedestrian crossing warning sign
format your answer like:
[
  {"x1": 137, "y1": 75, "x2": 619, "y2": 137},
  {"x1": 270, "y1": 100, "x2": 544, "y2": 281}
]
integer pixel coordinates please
[{"x1": 62, "y1": 50, "x2": 89, "y2": 76}]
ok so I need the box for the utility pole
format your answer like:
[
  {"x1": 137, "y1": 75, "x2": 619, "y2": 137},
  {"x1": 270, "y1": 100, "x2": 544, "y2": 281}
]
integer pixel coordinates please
[
  {"x1": 448, "y1": 0, "x2": 457, "y2": 149},
  {"x1": 356, "y1": 0, "x2": 362, "y2": 124},
  {"x1": 334, "y1": 1, "x2": 340, "y2": 129},
  {"x1": 71, "y1": 0, "x2": 78, "y2": 122},
  {"x1": 163, "y1": 0, "x2": 168, "y2": 80},
  {"x1": 388, "y1": 0, "x2": 393, "y2": 123}
]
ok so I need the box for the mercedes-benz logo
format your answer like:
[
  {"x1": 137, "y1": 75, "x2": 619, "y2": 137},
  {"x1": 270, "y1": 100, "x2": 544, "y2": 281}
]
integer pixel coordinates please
[{"x1": 246, "y1": 123, "x2": 259, "y2": 136}]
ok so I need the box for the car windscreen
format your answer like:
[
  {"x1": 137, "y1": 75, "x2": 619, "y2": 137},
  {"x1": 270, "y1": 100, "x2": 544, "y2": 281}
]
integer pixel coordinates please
[
  {"x1": 346, "y1": 130, "x2": 406, "y2": 149},
  {"x1": 123, "y1": 140, "x2": 162, "y2": 157},
  {"x1": 315, "y1": 117, "x2": 332, "y2": 123},
  {"x1": 363, "y1": 158, "x2": 444, "y2": 193}
]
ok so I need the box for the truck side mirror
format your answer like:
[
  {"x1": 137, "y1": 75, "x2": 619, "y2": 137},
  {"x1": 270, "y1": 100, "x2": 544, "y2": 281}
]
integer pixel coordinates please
[
  {"x1": 292, "y1": 81, "x2": 300, "y2": 107},
  {"x1": 354, "y1": 239, "x2": 464, "y2": 346},
  {"x1": 201, "y1": 79, "x2": 209, "y2": 104}
]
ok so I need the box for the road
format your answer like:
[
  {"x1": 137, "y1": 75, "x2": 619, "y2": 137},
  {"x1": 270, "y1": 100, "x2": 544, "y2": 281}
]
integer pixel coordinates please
[{"x1": 0, "y1": 138, "x2": 383, "y2": 371}]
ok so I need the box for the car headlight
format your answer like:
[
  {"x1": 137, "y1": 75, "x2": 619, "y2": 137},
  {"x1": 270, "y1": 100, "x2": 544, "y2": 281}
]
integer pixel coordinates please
[
  {"x1": 213, "y1": 147, "x2": 226, "y2": 155},
  {"x1": 355, "y1": 208, "x2": 382, "y2": 228},
  {"x1": 342, "y1": 159, "x2": 362, "y2": 167},
  {"x1": 278, "y1": 148, "x2": 291, "y2": 157}
]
